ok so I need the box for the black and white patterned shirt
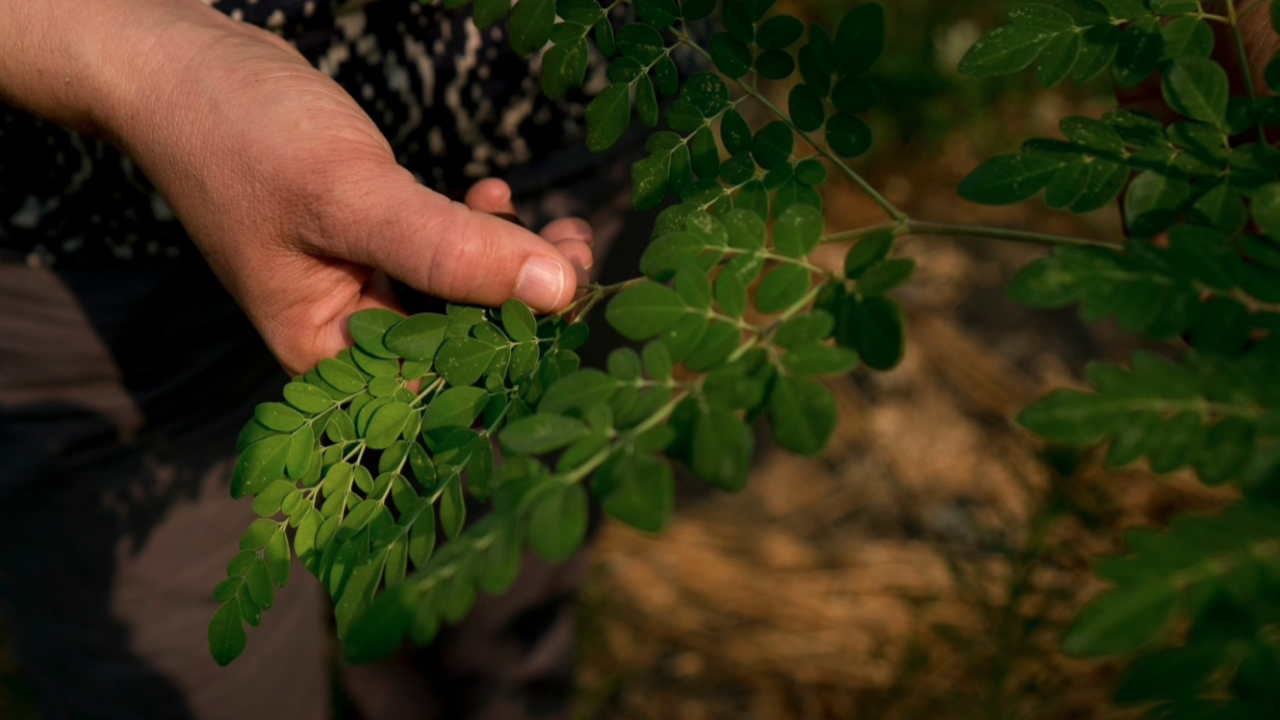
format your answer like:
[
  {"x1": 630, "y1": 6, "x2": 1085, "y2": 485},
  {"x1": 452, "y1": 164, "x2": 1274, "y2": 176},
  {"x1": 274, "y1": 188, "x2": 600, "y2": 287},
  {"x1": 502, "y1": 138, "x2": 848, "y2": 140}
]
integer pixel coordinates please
[{"x1": 0, "y1": 0, "x2": 600, "y2": 266}]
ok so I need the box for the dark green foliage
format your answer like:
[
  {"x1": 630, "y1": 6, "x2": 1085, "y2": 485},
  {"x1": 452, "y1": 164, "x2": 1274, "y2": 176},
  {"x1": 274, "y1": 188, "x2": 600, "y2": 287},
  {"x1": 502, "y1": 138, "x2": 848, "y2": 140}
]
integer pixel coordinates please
[{"x1": 207, "y1": 5, "x2": 1280, "y2": 717}]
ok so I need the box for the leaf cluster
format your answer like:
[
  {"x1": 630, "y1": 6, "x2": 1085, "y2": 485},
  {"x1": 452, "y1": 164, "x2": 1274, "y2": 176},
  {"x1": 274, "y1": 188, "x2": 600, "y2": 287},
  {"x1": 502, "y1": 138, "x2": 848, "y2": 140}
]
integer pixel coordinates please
[
  {"x1": 211, "y1": 189, "x2": 924, "y2": 664},
  {"x1": 958, "y1": 3, "x2": 1280, "y2": 716}
]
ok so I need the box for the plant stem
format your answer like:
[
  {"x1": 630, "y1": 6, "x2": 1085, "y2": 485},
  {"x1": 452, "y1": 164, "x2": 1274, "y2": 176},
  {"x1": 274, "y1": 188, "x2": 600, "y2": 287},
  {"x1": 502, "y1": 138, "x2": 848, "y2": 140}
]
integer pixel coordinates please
[
  {"x1": 823, "y1": 219, "x2": 1122, "y2": 253},
  {"x1": 672, "y1": 32, "x2": 908, "y2": 223},
  {"x1": 1225, "y1": 0, "x2": 1267, "y2": 142}
]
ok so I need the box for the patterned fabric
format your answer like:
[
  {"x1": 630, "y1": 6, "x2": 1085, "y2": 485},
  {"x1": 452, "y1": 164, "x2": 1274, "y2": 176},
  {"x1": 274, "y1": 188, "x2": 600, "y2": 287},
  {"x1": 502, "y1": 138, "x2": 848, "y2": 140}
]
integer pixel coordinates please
[{"x1": 0, "y1": 0, "x2": 599, "y2": 266}]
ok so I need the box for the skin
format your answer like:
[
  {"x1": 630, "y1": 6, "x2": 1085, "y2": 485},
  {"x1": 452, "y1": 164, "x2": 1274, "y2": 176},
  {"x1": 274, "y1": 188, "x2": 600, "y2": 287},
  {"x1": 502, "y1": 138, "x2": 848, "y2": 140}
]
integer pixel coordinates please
[{"x1": 0, "y1": 0, "x2": 594, "y2": 376}]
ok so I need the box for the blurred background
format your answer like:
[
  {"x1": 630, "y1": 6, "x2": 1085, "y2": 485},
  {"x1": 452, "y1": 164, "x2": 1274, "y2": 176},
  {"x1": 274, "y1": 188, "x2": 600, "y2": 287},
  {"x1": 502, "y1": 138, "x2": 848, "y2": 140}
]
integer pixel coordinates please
[{"x1": 0, "y1": 2, "x2": 1234, "y2": 719}]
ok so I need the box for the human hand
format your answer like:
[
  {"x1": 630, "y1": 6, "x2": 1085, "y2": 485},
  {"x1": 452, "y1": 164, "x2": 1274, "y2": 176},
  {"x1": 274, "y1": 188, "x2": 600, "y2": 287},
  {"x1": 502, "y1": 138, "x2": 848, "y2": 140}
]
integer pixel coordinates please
[{"x1": 10, "y1": 0, "x2": 592, "y2": 376}]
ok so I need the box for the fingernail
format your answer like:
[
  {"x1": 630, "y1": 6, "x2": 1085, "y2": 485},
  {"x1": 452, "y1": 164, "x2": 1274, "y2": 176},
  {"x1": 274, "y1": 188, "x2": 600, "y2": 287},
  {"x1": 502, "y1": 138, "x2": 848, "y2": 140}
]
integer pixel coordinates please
[{"x1": 516, "y1": 257, "x2": 566, "y2": 311}]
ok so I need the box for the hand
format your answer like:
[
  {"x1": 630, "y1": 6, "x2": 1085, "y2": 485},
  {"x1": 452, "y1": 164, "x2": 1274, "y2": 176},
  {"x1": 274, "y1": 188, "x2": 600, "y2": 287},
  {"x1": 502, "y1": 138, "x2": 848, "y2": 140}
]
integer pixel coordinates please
[{"x1": 1, "y1": 0, "x2": 592, "y2": 376}]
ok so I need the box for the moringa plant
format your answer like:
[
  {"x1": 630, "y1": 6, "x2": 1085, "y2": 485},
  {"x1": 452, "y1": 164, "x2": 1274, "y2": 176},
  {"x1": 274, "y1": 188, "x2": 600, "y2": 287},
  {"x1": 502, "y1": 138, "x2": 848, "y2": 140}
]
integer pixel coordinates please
[{"x1": 212, "y1": 0, "x2": 1280, "y2": 714}]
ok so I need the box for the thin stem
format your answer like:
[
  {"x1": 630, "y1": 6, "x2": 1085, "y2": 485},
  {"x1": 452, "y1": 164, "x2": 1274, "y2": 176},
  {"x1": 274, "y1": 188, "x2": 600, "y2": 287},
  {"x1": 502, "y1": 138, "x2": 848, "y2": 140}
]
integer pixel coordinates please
[
  {"x1": 824, "y1": 219, "x2": 1121, "y2": 253},
  {"x1": 671, "y1": 31, "x2": 908, "y2": 223},
  {"x1": 561, "y1": 389, "x2": 690, "y2": 485},
  {"x1": 903, "y1": 220, "x2": 1122, "y2": 252},
  {"x1": 1225, "y1": 0, "x2": 1267, "y2": 142},
  {"x1": 820, "y1": 221, "x2": 903, "y2": 245}
]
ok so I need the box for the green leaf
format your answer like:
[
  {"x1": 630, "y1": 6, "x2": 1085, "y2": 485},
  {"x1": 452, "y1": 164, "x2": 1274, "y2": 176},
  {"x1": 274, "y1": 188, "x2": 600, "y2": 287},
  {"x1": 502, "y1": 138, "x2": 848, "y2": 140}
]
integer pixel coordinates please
[
  {"x1": 1071, "y1": 159, "x2": 1127, "y2": 213},
  {"x1": 608, "y1": 57, "x2": 644, "y2": 84},
  {"x1": 775, "y1": 310, "x2": 835, "y2": 348},
  {"x1": 265, "y1": 528, "x2": 291, "y2": 586},
  {"x1": 958, "y1": 25, "x2": 1054, "y2": 77},
  {"x1": 721, "y1": 0, "x2": 753, "y2": 43},
  {"x1": 348, "y1": 309, "x2": 404, "y2": 360},
  {"x1": 641, "y1": 232, "x2": 706, "y2": 279},
  {"x1": 782, "y1": 342, "x2": 859, "y2": 376},
  {"x1": 1113, "y1": 17, "x2": 1163, "y2": 88},
  {"x1": 755, "y1": 265, "x2": 811, "y2": 314},
  {"x1": 509, "y1": 0, "x2": 555, "y2": 53},
  {"x1": 655, "y1": 55, "x2": 679, "y2": 97},
  {"x1": 772, "y1": 179, "x2": 822, "y2": 219},
  {"x1": 232, "y1": 435, "x2": 291, "y2": 499},
  {"x1": 1062, "y1": 582, "x2": 1178, "y2": 657},
  {"x1": 501, "y1": 300, "x2": 537, "y2": 343},
  {"x1": 691, "y1": 409, "x2": 754, "y2": 491},
  {"x1": 666, "y1": 102, "x2": 704, "y2": 135},
  {"x1": 434, "y1": 338, "x2": 497, "y2": 388},
  {"x1": 675, "y1": 264, "x2": 713, "y2": 310},
  {"x1": 690, "y1": 127, "x2": 721, "y2": 180},
  {"x1": 473, "y1": 0, "x2": 511, "y2": 30},
  {"x1": 755, "y1": 50, "x2": 796, "y2": 80},
  {"x1": 557, "y1": 0, "x2": 603, "y2": 24},
  {"x1": 681, "y1": 0, "x2": 716, "y2": 21},
  {"x1": 540, "y1": 369, "x2": 619, "y2": 414},
  {"x1": 642, "y1": 341, "x2": 674, "y2": 380},
  {"x1": 597, "y1": 452, "x2": 673, "y2": 532},
  {"x1": 1124, "y1": 170, "x2": 1189, "y2": 238},
  {"x1": 632, "y1": 150, "x2": 672, "y2": 212},
  {"x1": 758, "y1": 16, "x2": 804, "y2": 50},
  {"x1": 1009, "y1": 4, "x2": 1074, "y2": 31},
  {"x1": 685, "y1": 321, "x2": 740, "y2": 373},
  {"x1": 682, "y1": 72, "x2": 729, "y2": 118},
  {"x1": 617, "y1": 23, "x2": 666, "y2": 64},
  {"x1": 254, "y1": 403, "x2": 304, "y2": 433},
  {"x1": 1253, "y1": 183, "x2": 1280, "y2": 239},
  {"x1": 720, "y1": 109, "x2": 753, "y2": 156},
  {"x1": 317, "y1": 358, "x2": 367, "y2": 395},
  {"x1": 586, "y1": 84, "x2": 631, "y2": 153},
  {"x1": 768, "y1": 375, "x2": 837, "y2": 455},
  {"x1": 634, "y1": 0, "x2": 679, "y2": 29},
  {"x1": 1036, "y1": 31, "x2": 1080, "y2": 88},
  {"x1": 421, "y1": 387, "x2": 489, "y2": 433},
  {"x1": 285, "y1": 427, "x2": 315, "y2": 480},
  {"x1": 959, "y1": 153, "x2": 1061, "y2": 205},
  {"x1": 735, "y1": 180, "x2": 770, "y2": 218},
  {"x1": 843, "y1": 295, "x2": 905, "y2": 370},
  {"x1": 282, "y1": 382, "x2": 334, "y2": 415},
  {"x1": 606, "y1": 282, "x2": 688, "y2": 341},
  {"x1": 1062, "y1": 117, "x2": 1124, "y2": 157},
  {"x1": 364, "y1": 403, "x2": 411, "y2": 450},
  {"x1": 710, "y1": 32, "x2": 752, "y2": 78},
  {"x1": 844, "y1": 230, "x2": 894, "y2": 278},
  {"x1": 246, "y1": 557, "x2": 275, "y2": 610},
  {"x1": 825, "y1": 113, "x2": 872, "y2": 158},
  {"x1": 500, "y1": 414, "x2": 592, "y2": 455},
  {"x1": 528, "y1": 484, "x2": 589, "y2": 562},
  {"x1": 1163, "y1": 57, "x2": 1229, "y2": 127},
  {"x1": 1161, "y1": 16, "x2": 1214, "y2": 60},
  {"x1": 773, "y1": 203, "x2": 824, "y2": 257},
  {"x1": 831, "y1": 78, "x2": 878, "y2": 114},
  {"x1": 635, "y1": 75, "x2": 659, "y2": 129},
  {"x1": 752, "y1": 122, "x2": 794, "y2": 170},
  {"x1": 856, "y1": 258, "x2": 916, "y2": 296},
  {"x1": 542, "y1": 38, "x2": 589, "y2": 100},
  {"x1": 1073, "y1": 23, "x2": 1120, "y2": 82},
  {"x1": 719, "y1": 153, "x2": 756, "y2": 185},
  {"x1": 788, "y1": 84, "x2": 826, "y2": 132},
  {"x1": 794, "y1": 158, "x2": 828, "y2": 186},
  {"x1": 385, "y1": 313, "x2": 450, "y2": 363},
  {"x1": 834, "y1": 3, "x2": 885, "y2": 76},
  {"x1": 208, "y1": 601, "x2": 248, "y2": 667},
  {"x1": 715, "y1": 270, "x2": 748, "y2": 318}
]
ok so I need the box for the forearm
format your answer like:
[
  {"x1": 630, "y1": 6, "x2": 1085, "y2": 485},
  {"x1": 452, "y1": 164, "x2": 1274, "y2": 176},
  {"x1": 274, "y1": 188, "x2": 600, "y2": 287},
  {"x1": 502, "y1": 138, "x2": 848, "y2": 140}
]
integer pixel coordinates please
[{"x1": 0, "y1": 0, "x2": 262, "y2": 143}]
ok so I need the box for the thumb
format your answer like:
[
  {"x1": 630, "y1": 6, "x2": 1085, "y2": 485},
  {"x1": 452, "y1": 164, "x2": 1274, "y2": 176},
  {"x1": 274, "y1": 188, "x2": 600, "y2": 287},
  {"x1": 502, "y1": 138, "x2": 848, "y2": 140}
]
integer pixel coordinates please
[{"x1": 344, "y1": 181, "x2": 579, "y2": 313}]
